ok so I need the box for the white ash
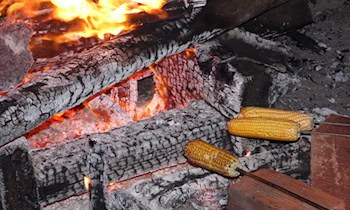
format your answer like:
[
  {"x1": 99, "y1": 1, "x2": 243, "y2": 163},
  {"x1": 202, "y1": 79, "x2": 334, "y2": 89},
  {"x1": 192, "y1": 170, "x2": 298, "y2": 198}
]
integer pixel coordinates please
[
  {"x1": 269, "y1": 72, "x2": 301, "y2": 106},
  {"x1": 125, "y1": 168, "x2": 230, "y2": 210},
  {"x1": 43, "y1": 194, "x2": 89, "y2": 210}
]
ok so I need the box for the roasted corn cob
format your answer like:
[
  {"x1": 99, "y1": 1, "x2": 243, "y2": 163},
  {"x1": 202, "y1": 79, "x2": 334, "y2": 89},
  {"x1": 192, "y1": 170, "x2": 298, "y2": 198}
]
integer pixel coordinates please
[
  {"x1": 239, "y1": 107, "x2": 314, "y2": 131},
  {"x1": 184, "y1": 139, "x2": 241, "y2": 177},
  {"x1": 227, "y1": 118, "x2": 300, "y2": 141}
]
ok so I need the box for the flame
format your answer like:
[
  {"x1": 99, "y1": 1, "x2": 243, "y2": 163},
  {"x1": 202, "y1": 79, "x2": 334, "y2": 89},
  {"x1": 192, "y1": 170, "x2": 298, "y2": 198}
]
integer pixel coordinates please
[
  {"x1": 185, "y1": 48, "x2": 196, "y2": 59},
  {"x1": 244, "y1": 150, "x2": 252, "y2": 157},
  {"x1": 84, "y1": 176, "x2": 91, "y2": 191},
  {"x1": 1, "y1": 0, "x2": 167, "y2": 41}
]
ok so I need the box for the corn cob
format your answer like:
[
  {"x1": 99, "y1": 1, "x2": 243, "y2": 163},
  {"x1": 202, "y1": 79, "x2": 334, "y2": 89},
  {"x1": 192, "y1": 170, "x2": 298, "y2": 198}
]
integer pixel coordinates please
[
  {"x1": 239, "y1": 107, "x2": 314, "y2": 131},
  {"x1": 227, "y1": 118, "x2": 300, "y2": 141},
  {"x1": 184, "y1": 139, "x2": 241, "y2": 177}
]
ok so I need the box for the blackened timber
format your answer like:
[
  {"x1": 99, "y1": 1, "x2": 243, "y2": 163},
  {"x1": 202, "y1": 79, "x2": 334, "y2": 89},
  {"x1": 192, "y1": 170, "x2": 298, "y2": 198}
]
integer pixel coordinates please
[
  {"x1": 243, "y1": 0, "x2": 313, "y2": 37},
  {"x1": 1, "y1": 0, "x2": 291, "y2": 147},
  {"x1": 219, "y1": 28, "x2": 291, "y2": 70},
  {"x1": 0, "y1": 16, "x2": 222, "y2": 147},
  {"x1": 31, "y1": 101, "x2": 228, "y2": 205},
  {"x1": 0, "y1": 137, "x2": 41, "y2": 210},
  {"x1": 88, "y1": 141, "x2": 107, "y2": 210},
  {"x1": 188, "y1": 0, "x2": 289, "y2": 34}
]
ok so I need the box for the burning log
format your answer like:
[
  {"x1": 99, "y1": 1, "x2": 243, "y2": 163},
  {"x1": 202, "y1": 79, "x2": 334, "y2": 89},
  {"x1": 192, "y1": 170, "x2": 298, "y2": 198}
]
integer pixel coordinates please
[
  {"x1": 0, "y1": 16, "x2": 216, "y2": 147},
  {"x1": 31, "y1": 101, "x2": 227, "y2": 204},
  {"x1": 0, "y1": 0, "x2": 290, "y2": 147},
  {"x1": 0, "y1": 22, "x2": 33, "y2": 92},
  {"x1": 0, "y1": 137, "x2": 41, "y2": 210}
]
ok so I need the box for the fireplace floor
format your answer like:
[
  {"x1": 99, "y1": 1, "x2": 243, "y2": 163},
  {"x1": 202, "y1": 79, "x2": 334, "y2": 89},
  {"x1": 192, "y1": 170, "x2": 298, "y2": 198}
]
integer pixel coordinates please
[{"x1": 271, "y1": 0, "x2": 350, "y2": 117}]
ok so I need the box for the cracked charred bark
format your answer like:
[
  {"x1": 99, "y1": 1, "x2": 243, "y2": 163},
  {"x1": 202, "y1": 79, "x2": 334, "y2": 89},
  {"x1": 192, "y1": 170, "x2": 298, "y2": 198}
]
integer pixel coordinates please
[
  {"x1": 0, "y1": 16, "x2": 222, "y2": 147},
  {"x1": 31, "y1": 101, "x2": 228, "y2": 205},
  {"x1": 0, "y1": 0, "x2": 289, "y2": 147}
]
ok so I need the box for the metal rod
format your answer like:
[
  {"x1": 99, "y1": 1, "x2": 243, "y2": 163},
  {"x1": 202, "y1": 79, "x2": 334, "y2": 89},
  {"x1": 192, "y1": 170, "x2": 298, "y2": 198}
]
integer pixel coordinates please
[{"x1": 235, "y1": 168, "x2": 329, "y2": 210}]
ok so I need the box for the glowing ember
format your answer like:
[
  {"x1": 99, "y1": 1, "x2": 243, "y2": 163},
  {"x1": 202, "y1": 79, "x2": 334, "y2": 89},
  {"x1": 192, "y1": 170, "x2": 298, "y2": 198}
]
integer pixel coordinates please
[
  {"x1": 185, "y1": 47, "x2": 196, "y2": 59},
  {"x1": 84, "y1": 176, "x2": 91, "y2": 191},
  {"x1": 26, "y1": 68, "x2": 169, "y2": 148},
  {"x1": 244, "y1": 150, "x2": 252, "y2": 157},
  {"x1": 134, "y1": 92, "x2": 166, "y2": 120},
  {"x1": 0, "y1": 0, "x2": 167, "y2": 41}
]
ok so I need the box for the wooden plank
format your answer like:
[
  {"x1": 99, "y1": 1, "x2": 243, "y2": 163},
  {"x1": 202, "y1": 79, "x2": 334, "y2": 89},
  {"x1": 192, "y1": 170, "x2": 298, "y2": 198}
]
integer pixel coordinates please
[
  {"x1": 311, "y1": 115, "x2": 350, "y2": 210},
  {"x1": 227, "y1": 169, "x2": 345, "y2": 210}
]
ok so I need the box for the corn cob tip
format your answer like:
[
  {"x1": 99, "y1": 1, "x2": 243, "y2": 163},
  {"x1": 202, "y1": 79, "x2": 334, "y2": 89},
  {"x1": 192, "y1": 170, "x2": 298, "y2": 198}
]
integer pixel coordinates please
[{"x1": 184, "y1": 140, "x2": 241, "y2": 177}]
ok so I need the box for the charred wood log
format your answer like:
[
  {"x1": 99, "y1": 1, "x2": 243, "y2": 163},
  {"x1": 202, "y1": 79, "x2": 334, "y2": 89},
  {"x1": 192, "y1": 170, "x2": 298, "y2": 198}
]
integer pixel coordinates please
[
  {"x1": 117, "y1": 168, "x2": 229, "y2": 209},
  {"x1": 104, "y1": 134, "x2": 311, "y2": 210},
  {"x1": 243, "y1": 0, "x2": 313, "y2": 37},
  {"x1": 1, "y1": 0, "x2": 291, "y2": 147},
  {"x1": 0, "y1": 22, "x2": 33, "y2": 92},
  {"x1": 238, "y1": 137, "x2": 311, "y2": 180},
  {"x1": 86, "y1": 94, "x2": 132, "y2": 126},
  {"x1": 88, "y1": 141, "x2": 108, "y2": 210},
  {"x1": 153, "y1": 28, "x2": 290, "y2": 118},
  {"x1": 0, "y1": 137, "x2": 41, "y2": 210},
  {"x1": 31, "y1": 101, "x2": 228, "y2": 205},
  {"x1": 0, "y1": 16, "x2": 221, "y2": 147},
  {"x1": 218, "y1": 28, "x2": 291, "y2": 71},
  {"x1": 188, "y1": 0, "x2": 289, "y2": 34}
]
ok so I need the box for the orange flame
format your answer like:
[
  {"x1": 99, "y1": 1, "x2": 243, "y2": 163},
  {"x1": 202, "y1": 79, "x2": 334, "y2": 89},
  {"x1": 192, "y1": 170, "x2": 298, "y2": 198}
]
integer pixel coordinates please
[
  {"x1": 0, "y1": 0, "x2": 167, "y2": 41},
  {"x1": 84, "y1": 176, "x2": 91, "y2": 191}
]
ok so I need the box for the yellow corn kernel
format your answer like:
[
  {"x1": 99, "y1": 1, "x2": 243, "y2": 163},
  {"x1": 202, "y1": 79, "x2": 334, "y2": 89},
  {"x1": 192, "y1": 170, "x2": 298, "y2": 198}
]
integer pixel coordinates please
[
  {"x1": 239, "y1": 107, "x2": 314, "y2": 131},
  {"x1": 184, "y1": 139, "x2": 241, "y2": 177},
  {"x1": 227, "y1": 118, "x2": 300, "y2": 141}
]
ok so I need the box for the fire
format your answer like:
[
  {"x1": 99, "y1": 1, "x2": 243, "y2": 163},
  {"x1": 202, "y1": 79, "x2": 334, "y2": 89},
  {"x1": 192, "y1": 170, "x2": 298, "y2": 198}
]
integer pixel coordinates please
[
  {"x1": 0, "y1": 0, "x2": 167, "y2": 41},
  {"x1": 244, "y1": 150, "x2": 252, "y2": 157},
  {"x1": 84, "y1": 176, "x2": 91, "y2": 191}
]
